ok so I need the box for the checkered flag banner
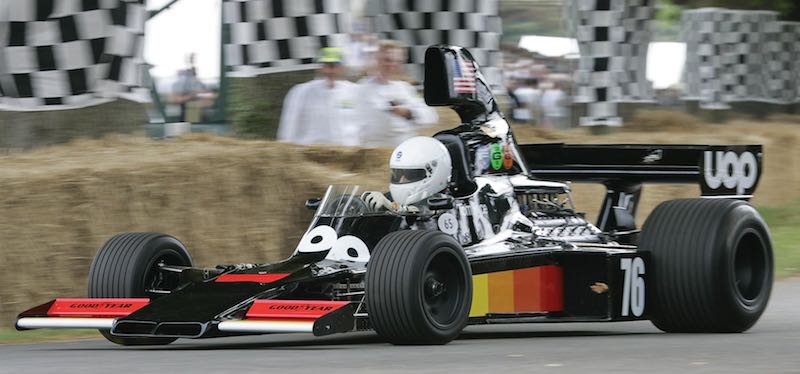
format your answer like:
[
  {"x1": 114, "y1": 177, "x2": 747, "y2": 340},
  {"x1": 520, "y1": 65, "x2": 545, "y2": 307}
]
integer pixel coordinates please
[
  {"x1": 682, "y1": 8, "x2": 800, "y2": 108},
  {"x1": 0, "y1": 0, "x2": 150, "y2": 111},
  {"x1": 565, "y1": 0, "x2": 655, "y2": 127},
  {"x1": 367, "y1": 0, "x2": 503, "y2": 85},
  {"x1": 765, "y1": 21, "x2": 800, "y2": 104},
  {"x1": 222, "y1": 0, "x2": 352, "y2": 77}
]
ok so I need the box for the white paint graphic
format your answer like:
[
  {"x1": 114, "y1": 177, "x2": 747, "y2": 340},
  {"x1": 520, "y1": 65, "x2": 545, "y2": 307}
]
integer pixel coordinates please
[
  {"x1": 295, "y1": 225, "x2": 370, "y2": 262},
  {"x1": 704, "y1": 151, "x2": 757, "y2": 195},
  {"x1": 328, "y1": 235, "x2": 370, "y2": 262},
  {"x1": 620, "y1": 257, "x2": 645, "y2": 317}
]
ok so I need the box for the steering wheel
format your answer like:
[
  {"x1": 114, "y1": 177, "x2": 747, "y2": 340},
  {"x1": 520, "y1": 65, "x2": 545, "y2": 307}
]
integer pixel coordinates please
[{"x1": 327, "y1": 194, "x2": 369, "y2": 216}]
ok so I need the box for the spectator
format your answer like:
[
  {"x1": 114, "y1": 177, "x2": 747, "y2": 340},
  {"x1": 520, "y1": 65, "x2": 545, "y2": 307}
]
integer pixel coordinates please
[
  {"x1": 356, "y1": 40, "x2": 438, "y2": 148},
  {"x1": 512, "y1": 78, "x2": 541, "y2": 125},
  {"x1": 171, "y1": 53, "x2": 207, "y2": 122},
  {"x1": 277, "y1": 48, "x2": 361, "y2": 146},
  {"x1": 540, "y1": 80, "x2": 571, "y2": 129}
]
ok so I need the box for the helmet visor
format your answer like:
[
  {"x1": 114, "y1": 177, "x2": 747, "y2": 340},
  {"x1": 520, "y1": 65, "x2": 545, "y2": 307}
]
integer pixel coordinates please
[{"x1": 390, "y1": 168, "x2": 427, "y2": 184}]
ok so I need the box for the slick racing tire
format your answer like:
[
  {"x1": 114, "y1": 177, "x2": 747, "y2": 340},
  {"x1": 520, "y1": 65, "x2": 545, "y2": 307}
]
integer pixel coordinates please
[
  {"x1": 366, "y1": 230, "x2": 472, "y2": 345},
  {"x1": 88, "y1": 232, "x2": 193, "y2": 346},
  {"x1": 640, "y1": 199, "x2": 773, "y2": 333}
]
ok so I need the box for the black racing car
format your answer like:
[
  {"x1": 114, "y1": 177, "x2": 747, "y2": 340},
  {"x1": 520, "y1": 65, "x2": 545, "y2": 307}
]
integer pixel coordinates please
[{"x1": 16, "y1": 45, "x2": 772, "y2": 345}]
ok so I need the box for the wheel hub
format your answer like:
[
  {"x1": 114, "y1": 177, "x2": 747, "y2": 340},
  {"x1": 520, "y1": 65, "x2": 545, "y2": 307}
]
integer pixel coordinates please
[{"x1": 425, "y1": 278, "x2": 446, "y2": 299}]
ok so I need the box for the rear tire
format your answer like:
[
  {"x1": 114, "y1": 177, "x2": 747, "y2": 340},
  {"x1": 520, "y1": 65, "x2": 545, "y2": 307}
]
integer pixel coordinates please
[
  {"x1": 640, "y1": 199, "x2": 773, "y2": 333},
  {"x1": 366, "y1": 230, "x2": 472, "y2": 345},
  {"x1": 88, "y1": 232, "x2": 193, "y2": 345}
]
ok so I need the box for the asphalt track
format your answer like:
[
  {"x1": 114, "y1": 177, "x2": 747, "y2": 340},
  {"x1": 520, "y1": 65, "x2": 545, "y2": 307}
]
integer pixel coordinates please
[{"x1": 2, "y1": 279, "x2": 799, "y2": 374}]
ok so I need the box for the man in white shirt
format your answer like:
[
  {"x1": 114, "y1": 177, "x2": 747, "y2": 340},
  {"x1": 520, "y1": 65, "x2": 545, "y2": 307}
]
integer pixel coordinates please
[
  {"x1": 277, "y1": 48, "x2": 361, "y2": 146},
  {"x1": 540, "y1": 81, "x2": 571, "y2": 129},
  {"x1": 512, "y1": 78, "x2": 541, "y2": 125},
  {"x1": 356, "y1": 40, "x2": 438, "y2": 148}
]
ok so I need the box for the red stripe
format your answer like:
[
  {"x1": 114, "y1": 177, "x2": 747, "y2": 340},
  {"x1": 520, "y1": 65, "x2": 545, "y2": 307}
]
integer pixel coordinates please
[
  {"x1": 539, "y1": 265, "x2": 564, "y2": 311},
  {"x1": 47, "y1": 298, "x2": 149, "y2": 317},
  {"x1": 215, "y1": 273, "x2": 290, "y2": 283},
  {"x1": 246, "y1": 300, "x2": 349, "y2": 319}
]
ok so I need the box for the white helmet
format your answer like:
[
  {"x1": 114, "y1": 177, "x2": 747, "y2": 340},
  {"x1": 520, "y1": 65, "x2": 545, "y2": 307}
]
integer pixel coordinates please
[{"x1": 389, "y1": 136, "x2": 452, "y2": 206}]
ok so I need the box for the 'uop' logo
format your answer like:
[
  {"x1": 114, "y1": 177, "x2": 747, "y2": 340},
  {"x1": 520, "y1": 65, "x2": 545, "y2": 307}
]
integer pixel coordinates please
[{"x1": 703, "y1": 151, "x2": 757, "y2": 195}]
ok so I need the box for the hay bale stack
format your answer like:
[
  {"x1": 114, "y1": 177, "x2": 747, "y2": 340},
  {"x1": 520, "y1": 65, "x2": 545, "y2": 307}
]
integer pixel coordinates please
[{"x1": 0, "y1": 136, "x2": 389, "y2": 326}]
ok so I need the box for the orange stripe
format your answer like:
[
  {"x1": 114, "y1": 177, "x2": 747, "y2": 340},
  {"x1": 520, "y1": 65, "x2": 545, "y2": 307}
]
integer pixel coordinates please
[
  {"x1": 513, "y1": 267, "x2": 540, "y2": 312},
  {"x1": 488, "y1": 271, "x2": 515, "y2": 313}
]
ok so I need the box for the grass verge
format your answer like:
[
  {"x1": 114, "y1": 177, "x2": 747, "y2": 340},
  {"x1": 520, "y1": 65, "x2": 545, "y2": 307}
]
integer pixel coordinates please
[
  {"x1": 0, "y1": 328, "x2": 100, "y2": 345},
  {"x1": 758, "y1": 200, "x2": 800, "y2": 279}
]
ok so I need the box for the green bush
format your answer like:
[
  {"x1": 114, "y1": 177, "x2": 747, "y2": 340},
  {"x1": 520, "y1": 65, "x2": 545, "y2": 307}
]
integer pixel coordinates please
[{"x1": 228, "y1": 69, "x2": 316, "y2": 140}]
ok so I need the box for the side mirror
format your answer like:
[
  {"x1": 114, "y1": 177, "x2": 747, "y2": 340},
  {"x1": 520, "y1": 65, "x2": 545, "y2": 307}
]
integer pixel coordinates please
[
  {"x1": 427, "y1": 195, "x2": 454, "y2": 210},
  {"x1": 305, "y1": 198, "x2": 321, "y2": 211}
]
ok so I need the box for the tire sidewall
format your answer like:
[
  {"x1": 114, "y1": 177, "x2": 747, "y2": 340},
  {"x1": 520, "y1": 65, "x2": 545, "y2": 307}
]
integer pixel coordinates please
[
  {"x1": 127, "y1": 236, "x2": 193, "y2": 297},
  {"x1": 406, "y1": 236, "x2": 472, "y2": 336},
  {"x1": 367, "y1": 230, "x2": 473, "y2": 344},
  {"x1": 714, "y1": 205, "x2": 773, "y2": 326},
  {"x1": 89, "y1": 233, "x2": 192, "y2": 346}
]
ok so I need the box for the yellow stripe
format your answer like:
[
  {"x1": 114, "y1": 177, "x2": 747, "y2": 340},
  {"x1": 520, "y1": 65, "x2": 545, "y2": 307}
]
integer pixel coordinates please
[{"x1": 469, "y1": 274, "x2": 489, "y2": 317}]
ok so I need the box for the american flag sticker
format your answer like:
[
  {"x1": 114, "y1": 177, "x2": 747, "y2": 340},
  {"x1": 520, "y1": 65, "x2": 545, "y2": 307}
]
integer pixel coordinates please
[{"x1": 453, "y1": 57, "x2": 476, "y2": 94}]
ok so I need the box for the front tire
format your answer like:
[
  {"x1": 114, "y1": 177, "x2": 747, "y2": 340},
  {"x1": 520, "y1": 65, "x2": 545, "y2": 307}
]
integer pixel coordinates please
[
  {"x1": 640, "y1": 199, "x2": 773, "y2": 333},
  {"x1": 88, "y1": 232, "x2": 193, "y2": 345},
  {"x1": 366, "y1": 230, "x2": 472, "y2": 345}
]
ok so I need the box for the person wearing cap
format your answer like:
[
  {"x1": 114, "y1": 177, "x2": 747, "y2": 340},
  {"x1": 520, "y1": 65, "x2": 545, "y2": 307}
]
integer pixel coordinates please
[
  {"x1": 355, "y1": 40, "x2": 438, "y2": 148},
  {"x1": 277, "y1": 48, "x2": 362, "y2": 146}
]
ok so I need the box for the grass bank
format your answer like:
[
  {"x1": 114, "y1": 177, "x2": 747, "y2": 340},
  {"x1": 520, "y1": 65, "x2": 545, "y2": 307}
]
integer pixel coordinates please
[{"x1": 759, "y1": 200, "x2": 800, "y2": 278}]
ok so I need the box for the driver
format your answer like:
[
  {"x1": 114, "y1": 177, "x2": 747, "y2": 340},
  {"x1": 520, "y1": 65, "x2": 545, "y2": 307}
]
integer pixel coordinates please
[{"x1": 363, "y1": 136, "x2": 452, "y2": 213}]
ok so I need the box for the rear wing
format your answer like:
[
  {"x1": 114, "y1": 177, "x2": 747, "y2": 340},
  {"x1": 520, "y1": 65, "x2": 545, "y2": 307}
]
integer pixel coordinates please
[{"x1": 519, "y1": 144, "x2": 763, "y2": 232}]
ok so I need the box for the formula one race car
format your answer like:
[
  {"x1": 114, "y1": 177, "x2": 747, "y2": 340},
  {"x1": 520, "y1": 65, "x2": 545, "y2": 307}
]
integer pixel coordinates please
[{"x1": 16, "y1": 45, "x2": 773, "y2": 345}]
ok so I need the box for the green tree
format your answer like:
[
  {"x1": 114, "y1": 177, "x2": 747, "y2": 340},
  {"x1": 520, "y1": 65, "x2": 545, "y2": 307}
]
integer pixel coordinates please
[{"x1": 671, "y1": 0, "x2": 799, "y2": 21}]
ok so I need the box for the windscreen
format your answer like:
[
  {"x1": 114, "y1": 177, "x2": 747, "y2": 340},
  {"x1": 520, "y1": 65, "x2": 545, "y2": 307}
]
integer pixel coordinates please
[{"x1": 316, "y1": 185, "x2": 369, "y2": 217}]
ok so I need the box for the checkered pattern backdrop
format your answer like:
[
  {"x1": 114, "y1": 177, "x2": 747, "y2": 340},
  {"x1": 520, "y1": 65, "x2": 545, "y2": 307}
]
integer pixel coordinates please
[
  {"x1": 367, "y1": 0, "x2": 503, "y2": 85},
  {"x1": 0, "y1": 0, "x2": 149, "y2": 110},
  {"x1": 763, "y1": 21, "x2": 800, "y2": 104},
  {"x1": 222, "y1": 0, "x2": 352, "y2": 77},
  {"x1": 565, "y1": 0, "x2": 655, "y2": 127},
  {"x1": 681, "y1": 8, "x2": 800, "y2": 108}
]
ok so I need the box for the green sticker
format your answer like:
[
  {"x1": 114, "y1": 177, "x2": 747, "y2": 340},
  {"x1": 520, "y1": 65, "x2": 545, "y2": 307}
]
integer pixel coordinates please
[{"x1": 490, "y1": 143, "x2": 503, "y2": 170}]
